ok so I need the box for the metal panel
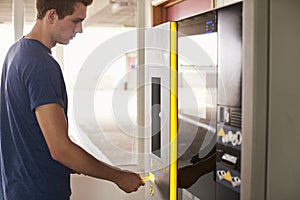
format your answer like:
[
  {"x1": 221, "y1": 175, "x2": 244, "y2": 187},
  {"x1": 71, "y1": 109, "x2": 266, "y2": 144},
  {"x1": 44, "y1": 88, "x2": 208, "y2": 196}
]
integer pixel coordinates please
[
  {"x1": 241, "y1": 0, "x2": 269, "y2": 199},
  {"x1": 145, "y1": 22, "x2": 172, "y2": 200}
]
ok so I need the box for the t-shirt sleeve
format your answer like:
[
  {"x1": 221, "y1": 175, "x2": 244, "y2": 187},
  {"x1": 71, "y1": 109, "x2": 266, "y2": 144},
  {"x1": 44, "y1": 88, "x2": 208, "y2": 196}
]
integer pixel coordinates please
[{"x1": 27, "y1": 69, "x2": 65, "y2": 111}]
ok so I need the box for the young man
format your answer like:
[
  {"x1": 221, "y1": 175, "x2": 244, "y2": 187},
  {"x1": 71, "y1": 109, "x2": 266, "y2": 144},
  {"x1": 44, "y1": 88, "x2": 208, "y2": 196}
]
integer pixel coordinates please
[{"x1": 0, "y1": 0, "x2": 144, "y2": 199}]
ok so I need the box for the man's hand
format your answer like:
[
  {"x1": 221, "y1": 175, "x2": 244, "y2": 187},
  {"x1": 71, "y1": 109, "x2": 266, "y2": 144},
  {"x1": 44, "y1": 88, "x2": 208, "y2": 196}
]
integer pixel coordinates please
[{"x1": 114, "y1": 171, "x2": 145, "y2": 193}]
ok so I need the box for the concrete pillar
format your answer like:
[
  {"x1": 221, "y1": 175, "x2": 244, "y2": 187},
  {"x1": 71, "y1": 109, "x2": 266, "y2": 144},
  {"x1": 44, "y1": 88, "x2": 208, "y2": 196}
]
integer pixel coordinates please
[
  {"x1": 55, "y1": 44, "x2": 65, "y2": 71},
  {"x1": 136, "y1": 0, "x2": 152, "y2": 171},
  {"x1": 13, "y1": 0, "x2": 24, "y2": 41}
]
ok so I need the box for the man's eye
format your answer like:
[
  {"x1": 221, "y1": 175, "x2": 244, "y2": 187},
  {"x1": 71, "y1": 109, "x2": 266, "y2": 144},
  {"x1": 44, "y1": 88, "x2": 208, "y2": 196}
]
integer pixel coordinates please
[{"x1": 72, "y1": 20, "x2": 81, "y2": 24}]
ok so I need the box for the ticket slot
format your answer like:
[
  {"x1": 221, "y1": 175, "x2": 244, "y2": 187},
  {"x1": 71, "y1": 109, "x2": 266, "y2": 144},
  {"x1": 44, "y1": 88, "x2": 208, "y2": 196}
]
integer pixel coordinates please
[
  {"x1": 216, "y1": 144, "x2": 241, "y2": 172},
  {"x1": 217, "y1": 106, "x2": 242, "y2": 128}
]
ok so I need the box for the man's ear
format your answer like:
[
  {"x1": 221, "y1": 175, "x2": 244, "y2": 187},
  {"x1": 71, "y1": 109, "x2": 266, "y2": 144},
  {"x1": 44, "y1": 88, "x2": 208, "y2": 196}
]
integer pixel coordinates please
[{"x1": 46, "y1": 9, "x2": 57, "y2": 24}]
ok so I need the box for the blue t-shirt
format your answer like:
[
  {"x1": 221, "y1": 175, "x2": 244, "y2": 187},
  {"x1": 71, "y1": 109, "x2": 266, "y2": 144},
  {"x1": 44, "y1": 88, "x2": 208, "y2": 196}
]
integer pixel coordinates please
[{"x1": 0, "y1": 38, "x2": 71, "y2": 200}]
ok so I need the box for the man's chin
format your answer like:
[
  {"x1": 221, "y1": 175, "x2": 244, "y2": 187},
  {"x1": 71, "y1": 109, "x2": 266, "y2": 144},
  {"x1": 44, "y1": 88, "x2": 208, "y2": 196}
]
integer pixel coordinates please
[{"x1": 58, "y1": 40, "x2": 70, "y2": 45}]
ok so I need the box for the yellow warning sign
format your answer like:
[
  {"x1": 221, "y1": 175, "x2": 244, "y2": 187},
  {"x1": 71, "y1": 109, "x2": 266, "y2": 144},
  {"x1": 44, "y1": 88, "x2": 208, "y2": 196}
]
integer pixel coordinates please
[
  {"x1": 218, "y1": 128, "x2": 226, "y2": 137},
  {"x1": 224, "y1": 171, "x2": 232, "y2": 182}
]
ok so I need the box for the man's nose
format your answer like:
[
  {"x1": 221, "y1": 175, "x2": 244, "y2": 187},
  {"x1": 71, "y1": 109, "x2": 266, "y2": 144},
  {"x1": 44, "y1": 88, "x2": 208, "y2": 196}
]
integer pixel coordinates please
[{"x1": 75, "y1": 22, "x2": 83, "y2": 33}]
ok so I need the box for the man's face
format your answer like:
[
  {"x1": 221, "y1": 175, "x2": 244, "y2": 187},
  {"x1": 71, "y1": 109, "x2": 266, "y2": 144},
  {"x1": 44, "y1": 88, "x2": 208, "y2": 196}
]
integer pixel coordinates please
[{"x1": 51, "y1": 3, "x2": 87, "y2": 45}]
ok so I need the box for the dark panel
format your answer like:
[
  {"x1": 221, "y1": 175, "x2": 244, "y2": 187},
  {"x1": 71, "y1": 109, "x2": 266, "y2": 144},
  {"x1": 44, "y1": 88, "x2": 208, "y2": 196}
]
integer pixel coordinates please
[
  {"x1": 216, "y1": 3, "x2": 242, "y2": 200},
  {"x1": 178, "y1": 11, "x2": 217, "y2": 36},
  {"x1": 217, "y1": 3, "x2": 242, "y2": 107},
  {"x1": 151, "y1": 77, "x2": 162, "y2": 158}
]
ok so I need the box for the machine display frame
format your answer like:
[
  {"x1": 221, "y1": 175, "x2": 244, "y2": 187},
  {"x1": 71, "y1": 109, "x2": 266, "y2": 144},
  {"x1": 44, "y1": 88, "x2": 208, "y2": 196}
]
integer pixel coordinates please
[{"x1": 144, "y1": 22, "x2": 176, "y2": 200}]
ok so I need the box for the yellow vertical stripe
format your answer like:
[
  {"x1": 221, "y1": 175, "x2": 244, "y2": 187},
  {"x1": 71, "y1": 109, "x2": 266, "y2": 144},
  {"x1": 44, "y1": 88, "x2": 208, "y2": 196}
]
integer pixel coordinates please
[{"x1": 169, "y1": 21, "x2": 177, "y2": 200}]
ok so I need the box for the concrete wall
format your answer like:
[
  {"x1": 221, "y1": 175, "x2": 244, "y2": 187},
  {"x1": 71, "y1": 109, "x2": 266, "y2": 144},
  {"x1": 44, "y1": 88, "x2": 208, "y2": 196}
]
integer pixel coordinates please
[{"x1": 267, "y1": 0, "x2": 300, "y2": 199}]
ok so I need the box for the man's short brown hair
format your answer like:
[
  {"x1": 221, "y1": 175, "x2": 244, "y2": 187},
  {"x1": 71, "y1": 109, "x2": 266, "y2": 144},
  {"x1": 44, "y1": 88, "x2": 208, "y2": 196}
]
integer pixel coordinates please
[{"x1": 36, "y1": 0, "x2": 93, "y2": 20}]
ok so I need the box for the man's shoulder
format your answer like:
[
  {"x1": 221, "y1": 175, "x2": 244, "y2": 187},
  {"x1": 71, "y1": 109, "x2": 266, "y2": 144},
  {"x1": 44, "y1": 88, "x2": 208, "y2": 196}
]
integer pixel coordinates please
[
  {"x1": 20, "y1": 38, "x2": 50, "y2": 53},
  {"x1": 9, "y1": 39, "x2": 57, "y2": 70}
]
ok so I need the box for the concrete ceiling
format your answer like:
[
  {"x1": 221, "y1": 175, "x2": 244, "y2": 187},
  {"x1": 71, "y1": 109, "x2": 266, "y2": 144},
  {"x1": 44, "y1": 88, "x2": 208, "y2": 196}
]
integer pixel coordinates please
[
  {"x1": 0, "y1": 0, "x2": 136, "y2": 27},
  {"x1": 0, "y1": 0, "x2": 36, "y2": 25}
]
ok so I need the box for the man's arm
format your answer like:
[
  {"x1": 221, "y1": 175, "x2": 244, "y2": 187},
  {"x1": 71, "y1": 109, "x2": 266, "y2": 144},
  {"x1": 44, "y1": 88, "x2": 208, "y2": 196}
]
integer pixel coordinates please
[{"x1": 35, "y1": 103, "x2": 144, "y2": 193}]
